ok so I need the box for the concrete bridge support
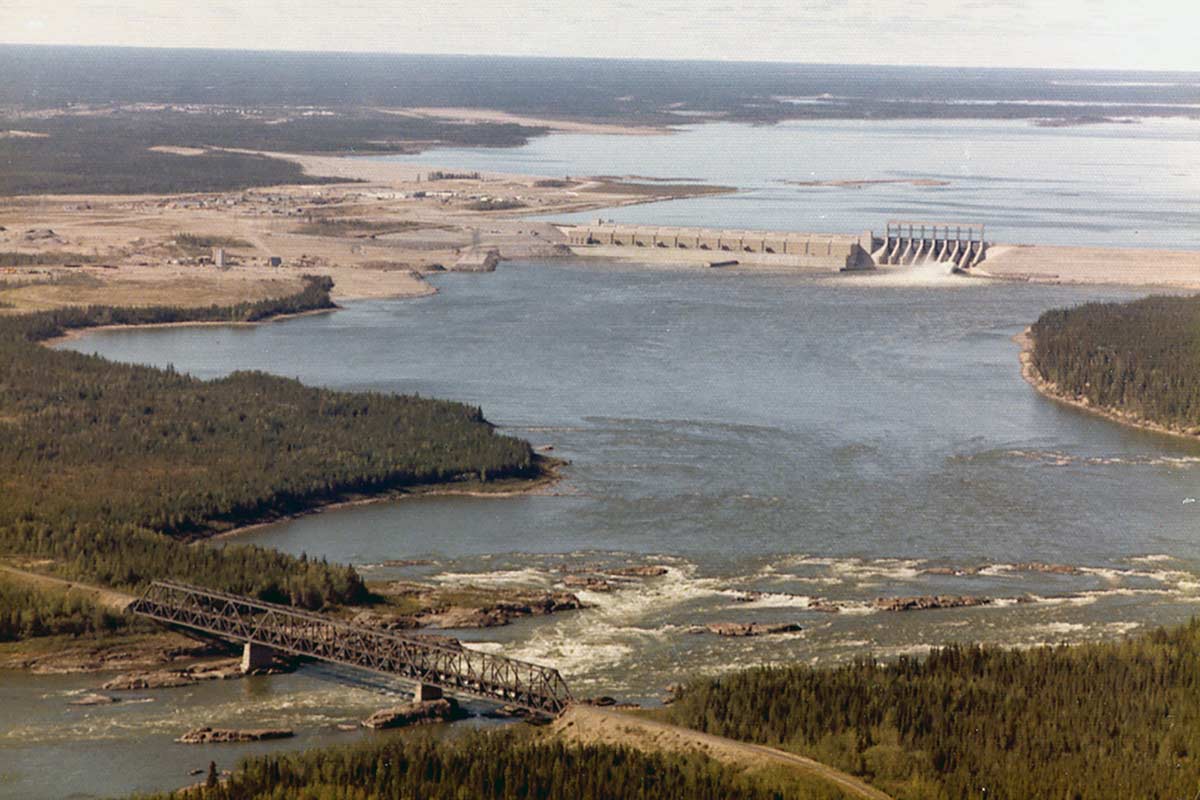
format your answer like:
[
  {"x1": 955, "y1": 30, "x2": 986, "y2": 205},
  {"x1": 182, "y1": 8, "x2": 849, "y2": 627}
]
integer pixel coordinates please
[
  {"x1": 241, "y1": 641, "x2": 275, "y2": 673},
  {"x1": 414, "y1": 683, "x2": 444, "y2": 702}
]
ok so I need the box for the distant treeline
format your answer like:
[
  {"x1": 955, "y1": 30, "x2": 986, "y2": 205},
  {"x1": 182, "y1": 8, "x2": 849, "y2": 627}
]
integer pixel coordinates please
[
  {"x1": 4, "y1": 46, "x2": 1196, "y2": 123},
  {"x1": 132, "y1": 731, "x2": 825, "y2": 800},
  {"x1": 0, "y1": 109, "x2": 541, "y2": 195},
  {"x1": 0, "y1": 276, "x2": 538, "y2": 610},
  {"x1": 0, "y1": 251, "x2": 98, "y2": 267},
  {"x1": 1031, "y1": 294, "x2": 1200, "y2": 432},
  {"x1": 669, "y1": 620, "x2": 1200, "y2": 798}
]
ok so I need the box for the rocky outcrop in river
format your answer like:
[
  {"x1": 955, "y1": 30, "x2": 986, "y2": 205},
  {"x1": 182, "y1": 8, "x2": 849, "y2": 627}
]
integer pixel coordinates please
[
  {"x1": 692, "y1": 622, "x2": 803, "y2": 637},
  {"x1": 177, "y1": 727, "x2": 294, "y2": 744},
  {"x1": 102, "y1": 659, "x2": 243, "y2": 690},
  {"x1": 871, "y1": 595, "x2": 993, "y2": 612},
  {"x1": 419, "y1": 591, "x2": 585, "y2": 629},
  {"x1": 361, "y1": 698, "x2": 467, "y2": 729}
]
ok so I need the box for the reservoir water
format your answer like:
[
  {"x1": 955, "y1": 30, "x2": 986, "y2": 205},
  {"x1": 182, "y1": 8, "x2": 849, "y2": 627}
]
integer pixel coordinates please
[
  {"x1": 7, "y1": 118, "x2": 1200, "y2": 799},
  {"x1": 375, "y1": 118, "x2": 1200, "y2": 250}
]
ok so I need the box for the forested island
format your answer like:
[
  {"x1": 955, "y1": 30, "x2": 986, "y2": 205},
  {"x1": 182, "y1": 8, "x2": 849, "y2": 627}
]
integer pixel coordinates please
[
  {"x1": 0, "y1": 275, "x2": 546, "y2": 628},
  {"x1": 1028, "y1": 294, "x2": 1200, "y2": 436}
]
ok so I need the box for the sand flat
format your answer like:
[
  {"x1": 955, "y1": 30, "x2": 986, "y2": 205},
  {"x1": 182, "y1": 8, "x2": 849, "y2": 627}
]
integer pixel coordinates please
[
  {"x1": 384, "y1": 107, "x2": 672, "y2": 136},
  {"x1": 980, "y1": 244, "x2": 1200, "y2": 289}
]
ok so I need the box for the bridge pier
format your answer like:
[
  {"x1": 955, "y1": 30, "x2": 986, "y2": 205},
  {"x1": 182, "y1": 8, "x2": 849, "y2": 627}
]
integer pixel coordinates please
[
  {"x1": 241, "y1": 641, "x2": 275, "y2": 673},
  {"x1": 414, "y1": 683, "x2": 444, "y2": 702}
]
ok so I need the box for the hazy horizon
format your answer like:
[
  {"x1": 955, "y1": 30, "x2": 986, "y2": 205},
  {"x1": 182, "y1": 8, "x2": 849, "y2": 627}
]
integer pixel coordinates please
[
  {"x1": 4, "y1": 1, "x2": 1200, "y2": 72},
  {"x1": 4, "y1": 41, "x2": 1200, "y2": 77}
]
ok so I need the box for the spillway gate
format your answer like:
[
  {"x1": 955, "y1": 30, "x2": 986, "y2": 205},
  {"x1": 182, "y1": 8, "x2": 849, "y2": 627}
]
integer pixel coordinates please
[
  {"x1": 878, "y1": 220, "x2": 987, "y2": 268},
  {"x1": 130, "y1": 580, "x2": 574, "y2": 717}
]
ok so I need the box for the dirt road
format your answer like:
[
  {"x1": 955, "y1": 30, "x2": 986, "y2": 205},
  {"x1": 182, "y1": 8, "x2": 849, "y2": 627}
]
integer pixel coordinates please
[
  {"x1": 0, "y1": 563, "x2": 136, "y2": 611},
  {"x1": 551, "y1": 704, "x2": 892, "y2": 800}
]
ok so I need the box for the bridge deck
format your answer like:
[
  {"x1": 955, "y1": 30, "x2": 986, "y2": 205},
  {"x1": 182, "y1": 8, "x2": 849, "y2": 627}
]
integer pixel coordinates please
[{"x1": 130, "y1": 581, "x2": 573, "y2": 716}]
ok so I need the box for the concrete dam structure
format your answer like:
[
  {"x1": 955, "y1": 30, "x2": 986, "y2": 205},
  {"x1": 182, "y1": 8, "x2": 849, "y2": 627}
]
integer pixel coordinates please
[
  {"x1": 874, "y1": 220, "x2": 987, "y2": 270},
  {"x1": 565, "y1": 223, "x2": 876, "y2": 271}
]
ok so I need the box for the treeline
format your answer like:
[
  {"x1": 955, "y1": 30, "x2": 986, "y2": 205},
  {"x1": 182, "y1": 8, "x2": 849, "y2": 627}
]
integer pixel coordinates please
[
  {"x1": 1031, "y1": 294, "x2": 1200, "y2": 431},
  {"x1": 133, "y1": 731, "x2": 816, "y2": 800},
  {"x1": 0, "y1": 576, "x2": 133, "y2": 641},
  {"x1": 0, "y1": 251, "x2": 97, "y2": 267},
  {"x1": 2, "y1": 273, "x2": 337, "y2": 342},
  {"x1": 669, "y1": 620, "x2": 1200, "y2": 798},
  {"x1": 0, "y1": 276, "x2": 538, "y2": 609},
  {"x1": 173, "y1": 233, "x2": 253, "y2": 254},
  {"x1": 0, "y1": 109, "x2": 541, "y2": 195}
]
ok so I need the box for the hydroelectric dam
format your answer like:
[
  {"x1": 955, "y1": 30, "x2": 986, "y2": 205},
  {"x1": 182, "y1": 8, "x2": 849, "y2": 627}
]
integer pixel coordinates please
[{"x1": 563, "y1": 219, "x2": 988, "y2": 272}]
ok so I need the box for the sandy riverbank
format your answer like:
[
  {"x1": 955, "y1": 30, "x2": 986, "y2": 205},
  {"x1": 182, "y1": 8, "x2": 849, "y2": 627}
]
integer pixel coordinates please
[
  {"x1": 380, "y1": 107, "x2": 672, "y2": 136},
  {"x1": 981, "y1": 244, "x2": 1200, "y2": 289},
  {"x1": 1016, "y1": 327, "x2": 1200, "y2": 441}
]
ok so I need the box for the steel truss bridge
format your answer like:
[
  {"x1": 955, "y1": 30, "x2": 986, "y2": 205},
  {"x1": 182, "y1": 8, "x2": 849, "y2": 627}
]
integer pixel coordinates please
[{"x1": 130, "y1": 580, "x2": 574, "y2": 716}]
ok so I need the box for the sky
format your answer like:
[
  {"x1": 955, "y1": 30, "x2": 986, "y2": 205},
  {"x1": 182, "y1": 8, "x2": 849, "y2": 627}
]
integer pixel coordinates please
[{"x1": 3, "y1": 0, "x2": 1200, "y2": 72}]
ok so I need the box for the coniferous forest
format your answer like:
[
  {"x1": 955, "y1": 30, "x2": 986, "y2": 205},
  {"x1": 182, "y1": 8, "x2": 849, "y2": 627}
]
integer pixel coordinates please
[
  {"x1": 0, "y1": 276, "x2": 538, "y2": 611},
  {"x1": 0, "y1": 575, "x2": 135, "y2": 641},
  {"x1": 133, "y1": 731, "x2": 817, "y2": 800},
  {"x1": 1031, "y1": 294, "x2": 1200, "y2": 431},
  {"x1": 668, "y1": 621, "x2": 1200, "y2": 798}
]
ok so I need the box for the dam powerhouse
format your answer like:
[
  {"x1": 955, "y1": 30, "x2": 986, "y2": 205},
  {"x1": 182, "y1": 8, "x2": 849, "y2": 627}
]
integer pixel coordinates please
[{"x1": 565, "y1": 219, "x2": 988, "y2": 271}]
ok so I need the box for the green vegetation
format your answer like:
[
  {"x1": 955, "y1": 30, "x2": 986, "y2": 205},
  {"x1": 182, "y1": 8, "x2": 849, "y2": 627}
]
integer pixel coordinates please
[
  {"x1": 0, "y1": 275, "x2": 538, "y2": 608},
  {"x1": 668, "y1": 622, "x2": 1200, "y2": 798},
  {"x1": 0, "y1": 109, "x2": 542, "y2": 195},
  {"x1": 172, "y1": 233, "x2": 253, "y2": 256},
  {"x1": 464, "y1": 199, "x2": 527, "y2": 211},
  {"x1": 426, "y1": 170, "x2": 481, "y2": 180},
  {"x1": 1031, "y1": 294, "x2": 1200, "y2": 432},
  {"x1": 0, "y1": 575, "x2": 133, "y2": 641},
  {"x1": 133, "y1": 730, "x2": 824, "y2": 800},
  {"x1": 292, "y1": 218, "x2": 425, "y2": 237},
  {"x1": 0, "y1": 251, "x2": 97, "y2": 266}
]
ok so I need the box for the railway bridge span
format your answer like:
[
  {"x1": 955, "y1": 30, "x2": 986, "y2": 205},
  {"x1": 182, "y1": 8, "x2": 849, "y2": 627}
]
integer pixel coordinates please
[{"x1": 130, "y1": 581, "x2": 573, "y2": 717}]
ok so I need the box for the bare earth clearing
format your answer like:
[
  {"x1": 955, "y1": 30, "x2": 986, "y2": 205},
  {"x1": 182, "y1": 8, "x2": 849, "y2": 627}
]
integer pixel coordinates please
[
  {"x1": 551, "y1": 705, "x2": 892, "y2": 800},
  {"x1": 0, "y1": 153, "x2": 730, "y2": 312}
]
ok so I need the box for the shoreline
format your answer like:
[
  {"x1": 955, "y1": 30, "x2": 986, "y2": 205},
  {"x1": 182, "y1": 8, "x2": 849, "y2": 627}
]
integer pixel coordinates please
[
  {"x1": 1016, "y1": 327, "x2": 1200, "y2": 442},
  {"x1": 208, "y1": 454, "x2": 566, "y2": 542},
  {"x1": 27, "y1": 287, "x2": 567, "y2": 547},
  {"x1": 40, "y1": 305, "x2": 341, "y2": 347}
]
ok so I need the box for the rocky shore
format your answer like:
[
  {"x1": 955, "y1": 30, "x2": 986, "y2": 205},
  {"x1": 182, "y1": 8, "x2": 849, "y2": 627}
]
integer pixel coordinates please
[
  {"x1": 692, "y1": 622, "x2": 803, "y2": 637},
  {"x1": 364, "y1": 581, "x2": 587, "y2": 629},
  {"x1": 1016, "y1": 327, "x2": 1200, "y2": 442},
  {"x1": 177, "y1": 727, "x2": 294, "y2": 744},
  {"x1": 101, "y1": 655, "x2": 293, "y2": 691},
  {"x1": 0, "y1": 631, "x2": 229, "y2": 674}
]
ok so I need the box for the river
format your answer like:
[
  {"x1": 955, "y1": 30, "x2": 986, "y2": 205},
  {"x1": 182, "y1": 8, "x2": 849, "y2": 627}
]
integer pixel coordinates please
[{"x1": 6, "y1": 118, "x2": 1200, "y2": 799}]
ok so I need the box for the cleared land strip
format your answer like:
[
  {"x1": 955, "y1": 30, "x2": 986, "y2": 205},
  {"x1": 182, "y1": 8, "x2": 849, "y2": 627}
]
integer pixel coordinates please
[
  {"x1": 0, "y1": 563, "x2": 136, "y2": 612},
  {"x1": 551, "y1": 704, "x2": 893, "y2": 800}
]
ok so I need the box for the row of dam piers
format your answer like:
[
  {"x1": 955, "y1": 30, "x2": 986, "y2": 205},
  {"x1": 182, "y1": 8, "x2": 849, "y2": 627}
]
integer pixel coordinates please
[{"x1": 564, "y1": 220, "x2": 987, "y2": 271}]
